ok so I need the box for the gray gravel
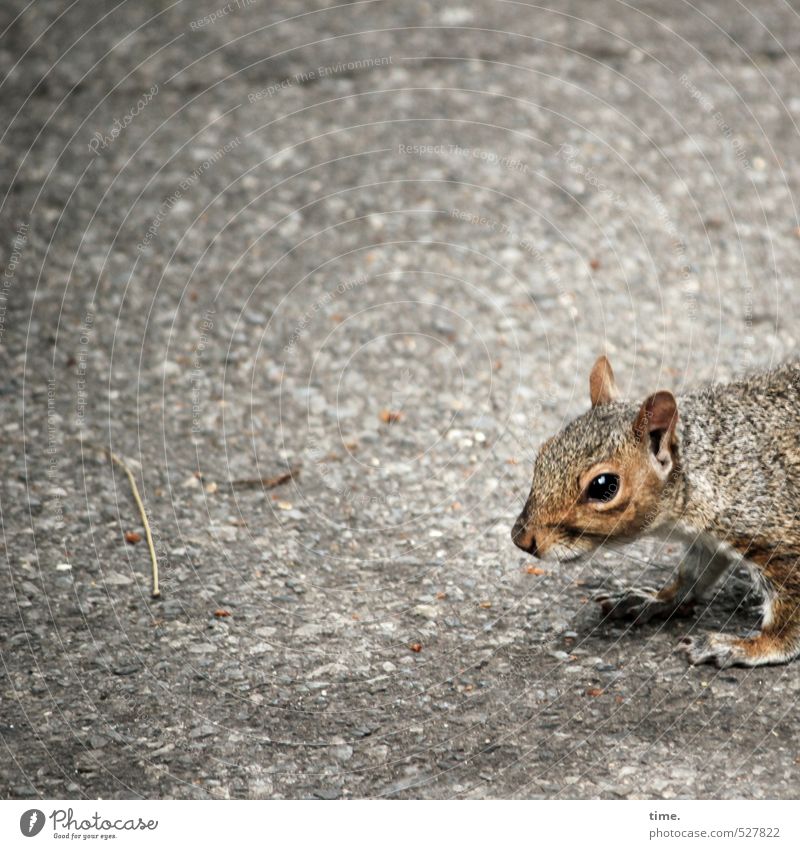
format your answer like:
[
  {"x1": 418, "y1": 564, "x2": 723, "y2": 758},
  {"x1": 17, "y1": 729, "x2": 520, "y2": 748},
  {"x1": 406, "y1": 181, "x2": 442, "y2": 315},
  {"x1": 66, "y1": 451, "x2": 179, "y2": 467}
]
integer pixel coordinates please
[{"x1": 2, "y1": 0, "x2": 800, "y2": 799}]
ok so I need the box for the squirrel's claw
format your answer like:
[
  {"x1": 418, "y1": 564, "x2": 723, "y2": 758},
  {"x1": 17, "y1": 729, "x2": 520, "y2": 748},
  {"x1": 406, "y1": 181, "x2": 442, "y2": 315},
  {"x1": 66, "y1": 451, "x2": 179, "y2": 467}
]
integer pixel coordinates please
[
  {"x1": 594, "y1": 587, "x2": 663, "y2": 624},
  {"x1": 679, "y1": 633, "x2": 742, "y2": 667}
]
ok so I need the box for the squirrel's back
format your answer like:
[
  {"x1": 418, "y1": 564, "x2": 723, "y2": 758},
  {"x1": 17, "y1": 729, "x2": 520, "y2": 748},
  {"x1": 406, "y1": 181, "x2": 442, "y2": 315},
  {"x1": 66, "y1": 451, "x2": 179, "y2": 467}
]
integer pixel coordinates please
[{"x1": 678, "y1": 362, "x2": 800, "y2": 545}]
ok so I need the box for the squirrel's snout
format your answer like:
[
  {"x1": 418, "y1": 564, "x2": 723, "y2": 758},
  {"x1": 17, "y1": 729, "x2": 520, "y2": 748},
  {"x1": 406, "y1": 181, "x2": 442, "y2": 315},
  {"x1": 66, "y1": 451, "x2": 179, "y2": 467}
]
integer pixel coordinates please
[{"x1": 512, "y1": 513, "x2": 538, "y2": 557}]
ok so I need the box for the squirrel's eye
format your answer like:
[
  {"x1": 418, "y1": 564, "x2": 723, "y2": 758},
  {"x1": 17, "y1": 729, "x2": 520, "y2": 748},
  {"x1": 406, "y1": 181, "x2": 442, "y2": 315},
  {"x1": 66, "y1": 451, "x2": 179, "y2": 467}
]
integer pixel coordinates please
[{"x1": 586, "y1": 473, "x2": 620, "y2": 503}]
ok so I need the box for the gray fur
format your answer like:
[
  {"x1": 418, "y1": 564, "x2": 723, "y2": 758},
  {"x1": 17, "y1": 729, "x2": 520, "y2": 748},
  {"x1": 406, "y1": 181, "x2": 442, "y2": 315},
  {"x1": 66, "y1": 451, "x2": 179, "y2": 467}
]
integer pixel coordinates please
[{"x1": 515, "y1": 361, "x2": 800, "y2": 668}]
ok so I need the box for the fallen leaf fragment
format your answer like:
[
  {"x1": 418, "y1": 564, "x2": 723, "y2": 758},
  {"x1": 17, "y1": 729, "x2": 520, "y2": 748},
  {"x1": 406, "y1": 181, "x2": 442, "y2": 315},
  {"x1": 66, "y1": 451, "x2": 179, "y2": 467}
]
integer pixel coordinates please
[{"x1": 228, "y1": 465, "x2": 300, "y2": 490}]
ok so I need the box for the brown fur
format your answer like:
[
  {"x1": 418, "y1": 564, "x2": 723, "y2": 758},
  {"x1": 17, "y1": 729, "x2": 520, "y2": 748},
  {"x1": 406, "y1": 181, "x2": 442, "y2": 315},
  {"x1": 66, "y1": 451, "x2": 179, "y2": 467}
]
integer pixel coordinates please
[{"x1": 512, "y1": 356, "x2": 800, "y2": 668}]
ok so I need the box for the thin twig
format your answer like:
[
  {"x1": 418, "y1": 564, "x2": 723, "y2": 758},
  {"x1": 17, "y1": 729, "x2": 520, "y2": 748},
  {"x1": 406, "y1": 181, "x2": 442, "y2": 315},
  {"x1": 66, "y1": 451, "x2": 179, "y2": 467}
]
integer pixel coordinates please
[
  {"x1": 228, "y1": 465, "x2": 300, "y2": 490},
  {"x1": 107, "y1": 450, "x2": 160, "y2": 598}
]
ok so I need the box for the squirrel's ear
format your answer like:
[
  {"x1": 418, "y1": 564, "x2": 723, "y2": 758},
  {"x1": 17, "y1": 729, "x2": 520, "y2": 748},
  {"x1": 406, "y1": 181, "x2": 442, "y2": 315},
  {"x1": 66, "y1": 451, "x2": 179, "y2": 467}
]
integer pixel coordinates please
[
  {"x1": 589, "y1": 355, "x2": 619, "y2": 407},
  {"x1": 633, "y1": 391, "x2": 679, "y2": 479}
]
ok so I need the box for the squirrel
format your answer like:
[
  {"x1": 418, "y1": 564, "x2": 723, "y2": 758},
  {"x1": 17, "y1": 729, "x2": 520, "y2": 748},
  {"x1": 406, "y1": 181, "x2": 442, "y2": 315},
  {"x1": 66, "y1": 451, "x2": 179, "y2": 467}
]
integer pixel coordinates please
[{"x1": 511, "y1": 354, "x2": 800, "y2": 668}]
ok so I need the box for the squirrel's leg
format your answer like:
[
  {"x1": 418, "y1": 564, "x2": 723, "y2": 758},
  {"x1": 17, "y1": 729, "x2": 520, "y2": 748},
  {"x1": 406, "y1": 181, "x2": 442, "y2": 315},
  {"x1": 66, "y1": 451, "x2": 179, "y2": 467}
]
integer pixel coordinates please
[
  {"x1": 681, "y1": 553, "x2": 800, "y2": 667},
  {"x1": 658, "y1": 540, "x2": 734, "y2": 607},
  {"x1": 596, "y1": 539, "x2": 732, "y2": 625}
]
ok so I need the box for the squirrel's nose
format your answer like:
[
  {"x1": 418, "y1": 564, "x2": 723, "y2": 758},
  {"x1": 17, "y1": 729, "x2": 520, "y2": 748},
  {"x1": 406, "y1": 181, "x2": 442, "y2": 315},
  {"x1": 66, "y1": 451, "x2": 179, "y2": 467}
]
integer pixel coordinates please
[{"x1": 512, "y1": 514, "x2": 538, "y2": 556}]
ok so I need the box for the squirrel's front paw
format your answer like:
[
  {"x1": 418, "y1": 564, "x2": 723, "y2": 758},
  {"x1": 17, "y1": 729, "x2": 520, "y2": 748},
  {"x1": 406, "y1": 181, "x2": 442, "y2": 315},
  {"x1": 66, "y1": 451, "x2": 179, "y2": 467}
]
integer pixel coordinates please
[
  {"x1": 594, "y1": 587, "x2": 665, "y2": 624},
  {"x1": 679, "y1": 633, "x2": 744, "y2": 667}
]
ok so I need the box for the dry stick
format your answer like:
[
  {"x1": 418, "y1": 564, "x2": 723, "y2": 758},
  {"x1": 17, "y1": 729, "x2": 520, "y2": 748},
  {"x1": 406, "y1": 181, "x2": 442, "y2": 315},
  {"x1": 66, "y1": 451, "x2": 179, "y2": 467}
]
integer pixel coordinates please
[{"x1": 107, "y1": 450, "x2": 161, "y2": 598}]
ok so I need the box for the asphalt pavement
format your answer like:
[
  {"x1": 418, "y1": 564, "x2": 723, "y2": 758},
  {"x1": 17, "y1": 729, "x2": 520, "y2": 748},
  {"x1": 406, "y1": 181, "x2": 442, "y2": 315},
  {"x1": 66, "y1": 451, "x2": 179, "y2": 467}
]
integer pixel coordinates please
[{"x1": 2, "y1": 0, "x2": 800, "y2": 798}]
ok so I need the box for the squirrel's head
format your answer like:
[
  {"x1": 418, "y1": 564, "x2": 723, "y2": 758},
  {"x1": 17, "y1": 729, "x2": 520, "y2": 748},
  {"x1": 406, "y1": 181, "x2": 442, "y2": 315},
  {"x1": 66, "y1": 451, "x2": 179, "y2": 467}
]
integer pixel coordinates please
[{"x1": 512, "y1": 355, "x2": 680, "y2": 561}]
